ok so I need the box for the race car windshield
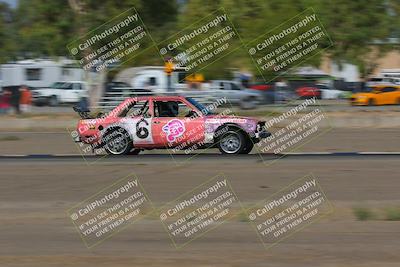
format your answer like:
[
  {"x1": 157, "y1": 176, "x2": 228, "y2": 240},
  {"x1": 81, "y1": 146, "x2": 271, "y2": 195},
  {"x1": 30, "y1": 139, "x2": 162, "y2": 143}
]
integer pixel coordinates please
[{"x1": 186, "y1": 97, "x2": 215, "y2": 115}]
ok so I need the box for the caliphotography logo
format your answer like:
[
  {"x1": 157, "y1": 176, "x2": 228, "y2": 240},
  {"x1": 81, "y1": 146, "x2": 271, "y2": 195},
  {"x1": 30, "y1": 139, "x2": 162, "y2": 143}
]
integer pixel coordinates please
[
  {"x1": 67, "y1": 174, "x2": 154, "y2": 248},
  {"x1": 158, "y1": 173, "x2": 244, "y2": 249},
  {"x1": 246, "y1": 173, "x2": 334, "y2": 250}
]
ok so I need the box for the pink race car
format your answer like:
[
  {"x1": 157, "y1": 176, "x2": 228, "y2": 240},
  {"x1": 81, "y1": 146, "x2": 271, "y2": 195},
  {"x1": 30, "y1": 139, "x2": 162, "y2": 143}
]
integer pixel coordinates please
[{"x1": 74, "y1": 96, "x2": 270, "y2": 155}]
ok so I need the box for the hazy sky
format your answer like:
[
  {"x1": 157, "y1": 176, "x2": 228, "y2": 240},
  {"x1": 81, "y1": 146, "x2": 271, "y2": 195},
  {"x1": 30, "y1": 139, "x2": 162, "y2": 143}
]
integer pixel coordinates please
[{"x1": 0, "y1": 0, "x2": 17, "y2": 8}]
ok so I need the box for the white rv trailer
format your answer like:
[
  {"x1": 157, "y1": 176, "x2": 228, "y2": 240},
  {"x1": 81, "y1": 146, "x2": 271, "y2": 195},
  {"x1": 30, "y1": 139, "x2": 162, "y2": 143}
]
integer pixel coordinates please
[{"x1": 0, "y1": 59, "x2": 84, "y2": 88}]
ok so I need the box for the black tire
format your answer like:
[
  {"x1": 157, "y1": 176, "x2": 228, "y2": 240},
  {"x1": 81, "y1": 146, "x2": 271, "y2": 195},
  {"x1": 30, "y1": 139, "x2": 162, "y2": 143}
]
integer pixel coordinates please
[
  {"x1": 239, "y1": 96, "x2": 258, "y2": 110},
  {"x1": 128, "y1": 148, "x2": 141, "y2": 155},
  {"x1": 240, "y1": 141, "x2": 254, "y2": 154},
  {"x1": 218, "y1": 129, "x2": 246, "y2": 154},
  {"x1": 34, "y1": 102, "x2": 44, "y2": 107},
  {"x1": 49, "y1": 95, "x2": 59, "y2": 106},
  {"x1": 104, "y1": 128, "x2": 133, "y2": 155},
  {"x1": 368, "y1": 99, "x2": 375, "y2": 106}
]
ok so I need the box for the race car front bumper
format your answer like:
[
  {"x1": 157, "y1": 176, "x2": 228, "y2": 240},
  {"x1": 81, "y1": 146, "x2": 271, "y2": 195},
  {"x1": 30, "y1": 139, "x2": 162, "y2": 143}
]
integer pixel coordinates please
[
  {"x1": 254, "y1": 121, "x2": 271, "y2": 139},
  {"x1": 257, "y1": 129, "x2": 271, "y2": 139}
]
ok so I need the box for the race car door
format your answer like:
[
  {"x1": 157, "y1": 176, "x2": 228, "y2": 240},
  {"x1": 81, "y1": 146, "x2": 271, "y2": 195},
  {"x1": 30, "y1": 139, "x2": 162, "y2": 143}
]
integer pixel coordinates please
[
  {"x1": 152, "y1": 99, "x2": 204, "y2": 150},
  {"x1": 115, "y1": 99, "x2": 154, "y2": 146}
]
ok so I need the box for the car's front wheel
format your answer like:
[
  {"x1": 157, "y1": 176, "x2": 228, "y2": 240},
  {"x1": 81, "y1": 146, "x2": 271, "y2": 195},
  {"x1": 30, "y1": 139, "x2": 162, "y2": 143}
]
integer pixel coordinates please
[
  {"x1": 239, "y1": 97, "x2": 258, "y2": 110},
  {"x1": 218, "y1": 130, "x2": 246, "y2": 154},
  {"x1": 368, "y1": 99, "x2": 375, "y2": 106},
  {"x1": 240, "y1": 141, "x2": 254, "y2": 154},
  {"x1": 104, "y1": 128, "x2": 133, "y2": 155}
]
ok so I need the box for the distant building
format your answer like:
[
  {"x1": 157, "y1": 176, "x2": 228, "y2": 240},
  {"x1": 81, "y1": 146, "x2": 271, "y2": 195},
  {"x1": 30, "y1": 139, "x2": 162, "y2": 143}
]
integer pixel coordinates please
[
  {"x1": 320, "y1": 48, "x2": 400, "y2": 82},
  {"x1": 320, "y1": 1, "x2": 400, "y2": 82}
]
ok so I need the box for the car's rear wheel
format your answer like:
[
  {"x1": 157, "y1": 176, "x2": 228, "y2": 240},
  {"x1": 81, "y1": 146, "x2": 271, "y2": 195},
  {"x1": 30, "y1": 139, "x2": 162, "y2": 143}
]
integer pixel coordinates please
[
  {"x1": 104, "y1": 128, "x2": 133, "y2": 155},
  {"x1": 218, "y1": 130, "x2": 246, "y2": 154},
  {"x1": 49, "y1": 95, "x2": 59, "y2": 106}
]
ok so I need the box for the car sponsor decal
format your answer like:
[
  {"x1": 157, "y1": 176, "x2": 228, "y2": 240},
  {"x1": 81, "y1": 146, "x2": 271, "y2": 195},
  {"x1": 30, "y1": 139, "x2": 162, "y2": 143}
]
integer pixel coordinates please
[
  {"x1": 207, "y1": 118, "x2": 248, "y2": 124},
  {"x1": 162, "y1": 119, "x2": 185, "y2": 142}
]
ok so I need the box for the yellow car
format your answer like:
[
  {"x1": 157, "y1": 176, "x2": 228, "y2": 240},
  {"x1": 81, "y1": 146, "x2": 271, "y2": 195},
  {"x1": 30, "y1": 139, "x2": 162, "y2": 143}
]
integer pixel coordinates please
[{"x1": 350, "y1": 85, "x2": 400, "y2": 106}]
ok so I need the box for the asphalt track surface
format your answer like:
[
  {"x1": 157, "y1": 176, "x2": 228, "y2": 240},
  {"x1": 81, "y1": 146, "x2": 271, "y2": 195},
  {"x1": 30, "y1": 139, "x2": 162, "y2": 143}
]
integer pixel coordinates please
[{"x1": 2, "y1": 128, "x2": 400, "y2": 156}]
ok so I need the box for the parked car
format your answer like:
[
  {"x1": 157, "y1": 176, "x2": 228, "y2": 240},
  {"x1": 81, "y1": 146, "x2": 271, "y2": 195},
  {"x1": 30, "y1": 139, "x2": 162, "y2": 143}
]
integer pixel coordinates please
[
  {"x1": 105, "y1": 81, "x2": 131, "y2": 93},
  {"x1": 249, "y1": 84, "x2": 273, "y2": 91},
  {"x1": 105, "y1": 81, "x2": 152, "y2": 96},
  {"x1": 296, "y1": 86, "x2": 321, "y2": 99},
  {"x1": 249, "y1": 84, "x2": 294, "y2": 104},
  {"x1": 316, "y1": 84, "x2": 346, "y2": 99},
  {"x1": 74, "y1": 96, "x2": 270, "y2": 155},
  {"x1": 209, "y1": 80, "x2": 262, "y2": 109},
  {"x1": 350, "y1": 85, "x2": 400, "y2": 106},
  {"x1": 33, "y1": 81, "x2": 88, "y2": 106},
  {"x1": 366, "y1": 77, "x2": 400, "y2": 87}
]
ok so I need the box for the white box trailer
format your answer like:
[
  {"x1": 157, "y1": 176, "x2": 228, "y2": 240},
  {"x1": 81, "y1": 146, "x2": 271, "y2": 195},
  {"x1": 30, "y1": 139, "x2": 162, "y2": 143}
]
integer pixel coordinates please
[
  {"x1": 116, "y1": 66, "x2": 189, "y2": 92},
  {"x1": 1, "y1": 59, "x2": 84, "y2": 88}
]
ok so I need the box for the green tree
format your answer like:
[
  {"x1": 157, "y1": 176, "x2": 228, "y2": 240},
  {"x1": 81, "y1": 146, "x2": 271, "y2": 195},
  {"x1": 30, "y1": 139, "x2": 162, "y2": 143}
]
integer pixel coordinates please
[
  {"x1": 0, "y1": 3, "x2": 16, "y2": 63},
  {"x1": 15, "y1": 0, "x2": 76, "y2": 57},
  {"x1": 4, "y1": 0, "x2": 399, "y2": 78},
  {"x1": 308, "y1": 0, "x2": 395, "y2": 78}
]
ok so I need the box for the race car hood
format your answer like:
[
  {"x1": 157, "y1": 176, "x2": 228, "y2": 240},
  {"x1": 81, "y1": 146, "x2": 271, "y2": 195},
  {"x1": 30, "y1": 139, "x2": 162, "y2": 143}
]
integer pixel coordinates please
[
  {"x1": 204, "y1": 115, "x2": 258, "y2": 123},
  {"x1": 351, "y1": 92, "x2": 376, "y2": 98},
  {"x1": 203, "y1": 115, "x2": 260, "y2": 133}
]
